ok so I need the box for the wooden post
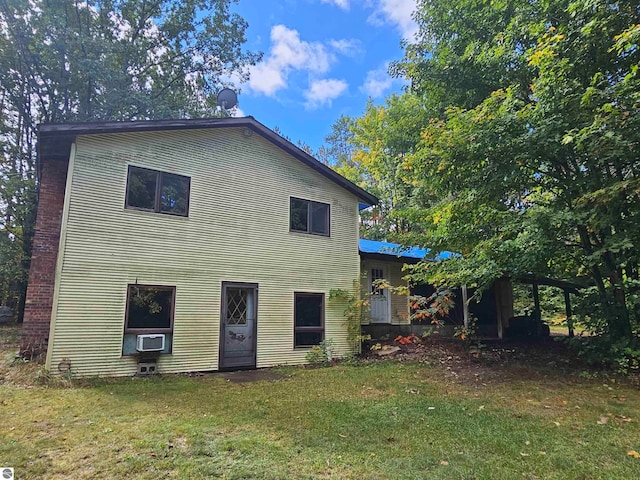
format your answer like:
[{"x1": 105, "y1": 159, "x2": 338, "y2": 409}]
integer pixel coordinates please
[
  {"x1": 531, "y1": 282, "x2": 541, "y2": 336},
  {"x1": 564, "y1": 289, "x2": 574, "y2": 337},
  {"x1": 494, "y1": 278, "x2": 515, "y2": 340},
  {"x1": 462, "y1": 285, "x2": 469, "y2": 328},
  {"x1": 532, "y1": 282, "x2": 540, "y2": 317}
]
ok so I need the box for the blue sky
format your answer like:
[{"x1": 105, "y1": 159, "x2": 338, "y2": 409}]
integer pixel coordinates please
[{"x1": 230, "y1": 0, "x2": 418, "y2": 151}]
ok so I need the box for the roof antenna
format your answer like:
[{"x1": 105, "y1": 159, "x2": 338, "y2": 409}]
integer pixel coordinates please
[{"x1": 216, "y1": 88, "x2": 238, "y2": 117}]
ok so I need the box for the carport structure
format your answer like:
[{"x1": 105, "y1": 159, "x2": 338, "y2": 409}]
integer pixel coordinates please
[{"x1": 513, "y1": 274, "x2": 583, "y2": 338}]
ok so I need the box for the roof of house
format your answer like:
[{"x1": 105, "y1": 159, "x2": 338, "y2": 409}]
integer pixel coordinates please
[
  {"x1": 37, "y1": 116, "x2": 378, "y2": 207},
  {"x1": 358, "y1": 238, "x2": 454, "y2": 262}
]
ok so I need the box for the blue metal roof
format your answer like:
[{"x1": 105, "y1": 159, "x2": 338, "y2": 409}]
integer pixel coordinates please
[{"x1": 358, "y1": 238, "x2": 454, "y2": 261}]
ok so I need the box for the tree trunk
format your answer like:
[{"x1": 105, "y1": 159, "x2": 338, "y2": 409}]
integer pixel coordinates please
[
  {"x1": 608, "y1": 267, "x2": 633, "y2": 339},
  {"x1": 577, "y1": 225, "x2": 632, "y2": 339}
]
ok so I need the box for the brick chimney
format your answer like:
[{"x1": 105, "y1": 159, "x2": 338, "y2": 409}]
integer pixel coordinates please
[{"x1": 20, "y1": 158, "x2": 68, "y2": 359}]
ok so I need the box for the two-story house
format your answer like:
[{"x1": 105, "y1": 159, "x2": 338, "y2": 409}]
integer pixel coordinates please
[{"x1": 21, "y1": 117, "x2": 377, "y2": 377}]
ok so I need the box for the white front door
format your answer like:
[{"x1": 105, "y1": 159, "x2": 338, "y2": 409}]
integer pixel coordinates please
[{"x1": 368, "y1": 265, "x2": 390, "y2": 323}]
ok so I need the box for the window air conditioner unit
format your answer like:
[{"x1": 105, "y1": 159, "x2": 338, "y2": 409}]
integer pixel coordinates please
[{"x1": 136, "y1": 334, "x2": 165, "y2": 352}]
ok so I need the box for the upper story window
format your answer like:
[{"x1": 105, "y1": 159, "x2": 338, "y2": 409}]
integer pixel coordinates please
[
  {"x1": 290, "y1": 197, "x2": 330, "y2": 236},
  {"x1": 126, "y1": 166, "x2": 190, "y2": 216}
]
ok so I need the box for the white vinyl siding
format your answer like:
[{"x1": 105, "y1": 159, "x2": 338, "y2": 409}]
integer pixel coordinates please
[{"x1": 46, "y1": 128, "x2": 361, "y2": 377}]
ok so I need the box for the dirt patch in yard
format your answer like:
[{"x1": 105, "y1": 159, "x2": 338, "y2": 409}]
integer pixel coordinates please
[{"x1": 361, "y1": 336, "x2": 639, "y2": 388}]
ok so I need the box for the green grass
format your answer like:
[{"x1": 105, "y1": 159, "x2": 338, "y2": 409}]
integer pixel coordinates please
[
  {"x1": 1, "y1": 326, "x2": 639, "y2": 479},
  {"x1": 547, "y1": 319, "x2": 590, "y2": 337}
]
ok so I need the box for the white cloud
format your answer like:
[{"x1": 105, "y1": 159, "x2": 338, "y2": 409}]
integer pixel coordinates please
[
  {"x1": 304, "y1": 78, "x2": 349, "y2": 109},
  {"x1": 231, "y1": 106, "x2": 246, "y2": 117},
  {"x1": 270, "y1": 25, "x2": 331, "y2": 73},
  {"x1": 328, "y1": 38, "x2": 363, "y2": 57},
  {"x1": 360, "y1": 65, "x2": 394, "y2": 97},
  {"x1": 248, "y1": 62, "x2": 287, "y2": 96},
  {"x1": 321, "y1": 0, "x2": 350, "y2": 10},
  {"x1": 368, "y1": 0, "x2": 418, "y2": 41},
  {"x1": 248, "y1": 25, "x2": 333, "y2": 96}
]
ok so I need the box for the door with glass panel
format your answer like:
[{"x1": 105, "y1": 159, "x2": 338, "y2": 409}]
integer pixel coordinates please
[
  {"x1": 219, "y1": 282, "x2": 258, "y2": 369},
  {"x1": 369, "y1": 265, "x2": 390, "y2": 323}
]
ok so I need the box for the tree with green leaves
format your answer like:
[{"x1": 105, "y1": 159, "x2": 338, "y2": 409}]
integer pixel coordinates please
[
  {"x1": 323, "y1": 95, "x2": 431, "y2": 240},
  {"x1": 316, "y1": 115, "x2": 356, "y2": 166},
  {"x1": 0, "y1": 0, "x2": 259, "y2": 320},
  {"x1": 392, "y1": 0, "x2": 640, "y2": 341}
]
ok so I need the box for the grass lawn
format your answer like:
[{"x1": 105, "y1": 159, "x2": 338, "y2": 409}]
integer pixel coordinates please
[
  {"x1": 1, "y1": 326, "x2": 640, "y2": 479},
  {"x1": 548, "y1": 321, "x2": 590, "y2": 337}
]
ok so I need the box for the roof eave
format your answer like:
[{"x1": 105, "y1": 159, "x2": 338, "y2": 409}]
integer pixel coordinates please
[
  {"x1": 358, "y1": 252, "x2": 423, "y2": 264},
  {"x1": 37, "y1": 117, "x2": 379, "y2": 206}
]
